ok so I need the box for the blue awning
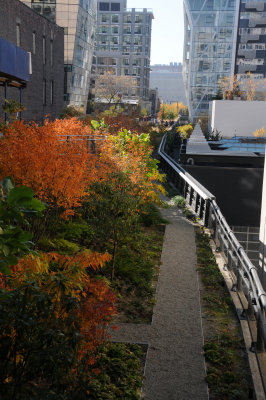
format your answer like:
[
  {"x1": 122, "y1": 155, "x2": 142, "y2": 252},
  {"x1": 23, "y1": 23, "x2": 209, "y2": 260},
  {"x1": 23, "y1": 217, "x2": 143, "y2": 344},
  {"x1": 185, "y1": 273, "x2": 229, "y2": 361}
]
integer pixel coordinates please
[{"x1": 0, "y1": 37, "x2": 30, "y2": 82}]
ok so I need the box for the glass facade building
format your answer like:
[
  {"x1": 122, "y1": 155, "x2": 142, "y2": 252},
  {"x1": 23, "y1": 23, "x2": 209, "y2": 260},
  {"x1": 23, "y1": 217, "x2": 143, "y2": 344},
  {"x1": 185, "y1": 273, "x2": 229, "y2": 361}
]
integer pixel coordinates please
[
  {"x1": 22, "y1": 0, "x2": 97, "y2": 110},
  {"x1": 236, "y1": 0, "x2": 266, "y2": 81},
  {"x1": 93, "y1": 0, "x2": 153, "y2": 101},
  {"x1": 183, "y1": 0, "x2": 240, "y2": 121}
]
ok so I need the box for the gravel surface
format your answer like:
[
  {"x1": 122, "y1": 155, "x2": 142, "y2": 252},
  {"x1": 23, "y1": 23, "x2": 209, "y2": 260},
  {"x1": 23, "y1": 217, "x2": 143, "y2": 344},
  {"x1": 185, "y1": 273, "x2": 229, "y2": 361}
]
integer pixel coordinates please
[{"x1": 109, "y1": 206, "x2": 209, "y2": 400}]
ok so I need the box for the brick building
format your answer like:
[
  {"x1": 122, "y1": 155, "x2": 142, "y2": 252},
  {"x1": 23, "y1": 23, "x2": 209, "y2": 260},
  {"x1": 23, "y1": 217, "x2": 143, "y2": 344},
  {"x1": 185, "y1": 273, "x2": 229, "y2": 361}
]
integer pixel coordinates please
[{"x1": 0, "y1": 0, "x2": 64, "y2": 121}]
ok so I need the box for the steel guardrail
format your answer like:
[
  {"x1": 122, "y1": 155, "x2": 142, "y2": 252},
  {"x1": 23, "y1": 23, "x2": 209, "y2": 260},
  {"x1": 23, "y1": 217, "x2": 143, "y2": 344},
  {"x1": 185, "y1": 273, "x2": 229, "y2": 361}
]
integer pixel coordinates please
[{"x1": 158, "y1": 134, "x2": 266, "y2": 354}]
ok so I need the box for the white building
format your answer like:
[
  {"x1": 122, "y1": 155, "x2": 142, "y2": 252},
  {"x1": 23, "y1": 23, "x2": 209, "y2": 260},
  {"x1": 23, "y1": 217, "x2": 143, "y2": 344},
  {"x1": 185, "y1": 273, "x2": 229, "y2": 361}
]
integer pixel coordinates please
[
  {"x1": 93, "y1": 0, "x2": 153, "y2": 101},
  {"x1": 209, "y1": 100, "x2": 266, "y2": 137}
]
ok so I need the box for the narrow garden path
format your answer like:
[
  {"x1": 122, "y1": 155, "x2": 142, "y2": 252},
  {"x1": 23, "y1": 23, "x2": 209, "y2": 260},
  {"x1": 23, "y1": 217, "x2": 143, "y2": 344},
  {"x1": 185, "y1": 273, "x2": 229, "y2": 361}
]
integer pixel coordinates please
[{"x1": 109, "y1": 205, "x2": 209, "y2": 400}]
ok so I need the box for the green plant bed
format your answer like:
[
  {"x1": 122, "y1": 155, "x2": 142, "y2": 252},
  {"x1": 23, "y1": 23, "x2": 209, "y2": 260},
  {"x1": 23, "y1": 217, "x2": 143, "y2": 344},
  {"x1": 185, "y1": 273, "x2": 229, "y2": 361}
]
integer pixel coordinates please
[
  {"x1": 195, "y1": 229, "x2": 253, "y2": 399},
  {"x1": 84, "y1": 342, "x2": 146, "y2": 400},
  {"x1": 101, "y1": 225, "x2": 164, "y2": 324}
]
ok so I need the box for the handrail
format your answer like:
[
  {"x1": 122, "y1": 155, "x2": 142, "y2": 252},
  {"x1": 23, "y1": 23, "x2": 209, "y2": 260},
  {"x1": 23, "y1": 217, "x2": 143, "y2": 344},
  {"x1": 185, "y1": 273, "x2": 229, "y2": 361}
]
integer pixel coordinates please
[{"x1": 158, "y1": 134, "x2": 266, "y2": 357}]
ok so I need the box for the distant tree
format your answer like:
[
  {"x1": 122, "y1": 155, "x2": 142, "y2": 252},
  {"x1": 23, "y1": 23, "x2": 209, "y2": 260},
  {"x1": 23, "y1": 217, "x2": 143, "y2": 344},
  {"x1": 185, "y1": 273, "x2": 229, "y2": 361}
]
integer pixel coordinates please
[
  {"x1": 198, "y1": 112, "x2": 209, "y2": 134},
  {"x1": 253, "y1": 126, "x2": 266, "y2": 137},
  {"x1": 177, "y1": 124, "x2": 193, "y2": 139},
  {"x1": 94, "y1": 72, "x2": 135, "y2": 105}
]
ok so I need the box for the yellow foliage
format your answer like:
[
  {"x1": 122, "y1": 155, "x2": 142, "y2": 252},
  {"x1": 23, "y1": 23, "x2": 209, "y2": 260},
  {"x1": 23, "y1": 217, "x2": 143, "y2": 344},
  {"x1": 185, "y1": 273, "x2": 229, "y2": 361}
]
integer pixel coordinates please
[{"x1": 253, "y1": 127, "x2": 266, "y2": 137}]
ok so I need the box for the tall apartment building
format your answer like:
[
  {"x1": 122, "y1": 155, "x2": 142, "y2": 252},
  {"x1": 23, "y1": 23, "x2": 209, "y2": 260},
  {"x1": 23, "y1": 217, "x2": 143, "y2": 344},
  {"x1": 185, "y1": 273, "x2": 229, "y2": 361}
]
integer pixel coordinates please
[
  {"x1": 236, "y1": 0, "x2": 266, "y2": 81},
  {"x1": 0, "y1": 0, "x2": 64, "y2": 121},
  {"x1": 21, "y1": 0, "x2": 97, "y2": 110},
  {"x1": 183, "y1": 0, "x2": 240, "y2": 121},
  {"x1": 93, "y1": 0, "x2": 153, "y2": 101}
]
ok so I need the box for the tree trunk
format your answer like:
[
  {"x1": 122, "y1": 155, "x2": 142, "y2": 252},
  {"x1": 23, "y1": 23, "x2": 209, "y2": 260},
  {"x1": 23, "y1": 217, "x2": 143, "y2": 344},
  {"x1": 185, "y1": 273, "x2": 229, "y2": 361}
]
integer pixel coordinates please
[{"x1": 111, "y1": 241, "x2": 117, "y2": 281}]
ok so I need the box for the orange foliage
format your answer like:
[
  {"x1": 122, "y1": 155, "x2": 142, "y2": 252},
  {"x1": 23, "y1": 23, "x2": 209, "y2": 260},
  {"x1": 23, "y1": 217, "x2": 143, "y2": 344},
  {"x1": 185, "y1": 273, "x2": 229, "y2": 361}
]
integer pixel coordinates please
[
  {"x1": 3, "y1": 250, "x2": 116, "y2": 370},
  {"x1": 0, "y1": 119, "x2": 103, "y2": 216}
]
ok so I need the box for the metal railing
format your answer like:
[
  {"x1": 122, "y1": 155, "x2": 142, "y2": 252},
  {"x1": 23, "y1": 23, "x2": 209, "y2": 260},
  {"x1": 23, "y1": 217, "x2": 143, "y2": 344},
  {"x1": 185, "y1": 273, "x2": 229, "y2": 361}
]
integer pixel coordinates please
[
  {"x1": 57, "y1": 134, "x2": 107, "y2": 153},
  {"x1": 158, "y1": 135, "x2": 266, "y2": 355}
]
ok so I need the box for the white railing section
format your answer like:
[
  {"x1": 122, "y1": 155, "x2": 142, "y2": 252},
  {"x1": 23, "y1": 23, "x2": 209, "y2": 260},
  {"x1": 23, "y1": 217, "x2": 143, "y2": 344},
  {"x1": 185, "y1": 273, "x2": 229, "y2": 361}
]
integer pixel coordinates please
[
  {"x1": 57, "y1": 134, "x2": 108, "y2": 153},
  {"x1": 158, "y1": 135, "x2": 266, "y2": 355}
]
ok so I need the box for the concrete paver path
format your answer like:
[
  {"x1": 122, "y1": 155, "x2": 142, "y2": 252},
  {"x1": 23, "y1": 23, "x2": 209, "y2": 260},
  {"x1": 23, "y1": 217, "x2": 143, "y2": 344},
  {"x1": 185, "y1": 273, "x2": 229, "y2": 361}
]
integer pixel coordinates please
[{"x1": 109, "y1": 206, "x2": 209, "y2": 400}]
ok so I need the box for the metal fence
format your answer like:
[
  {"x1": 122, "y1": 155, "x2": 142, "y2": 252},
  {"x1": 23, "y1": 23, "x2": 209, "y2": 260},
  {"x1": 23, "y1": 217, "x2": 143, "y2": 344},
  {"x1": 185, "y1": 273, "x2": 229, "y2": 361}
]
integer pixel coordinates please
[
  {"x1": 57, "y1": 134, "x2": 107, "y2": 153},
  {"x1": 158, "y1": 135, "x2": 266, "y2": 355}
]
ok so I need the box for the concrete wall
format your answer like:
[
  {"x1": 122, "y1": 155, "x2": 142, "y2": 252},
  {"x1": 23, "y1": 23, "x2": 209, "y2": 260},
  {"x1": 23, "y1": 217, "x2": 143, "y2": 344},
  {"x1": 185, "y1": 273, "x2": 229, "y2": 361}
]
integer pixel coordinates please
[
  {"x1": 0, "y1": 0, "x2": 64, "y2": 121},
  {"x1": 185, "y1": 165, "x2": 264, "y2": 227},
  {"x1": 259, "y1": 152, "x2": 266, "y2": 289},
  {"x1": 209, "y1": 100, "x2": 266, "y2": 137}
]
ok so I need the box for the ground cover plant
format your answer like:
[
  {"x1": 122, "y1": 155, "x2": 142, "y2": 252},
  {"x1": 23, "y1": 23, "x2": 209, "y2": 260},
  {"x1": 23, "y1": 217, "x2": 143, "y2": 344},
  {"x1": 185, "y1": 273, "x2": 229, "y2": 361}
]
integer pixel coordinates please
[
  {"x1": 196, "y1": 230, "x2": 252, "y2": 399},
  {"x1": 0, "y1": 116, "x2": 166, "y2": 398}
]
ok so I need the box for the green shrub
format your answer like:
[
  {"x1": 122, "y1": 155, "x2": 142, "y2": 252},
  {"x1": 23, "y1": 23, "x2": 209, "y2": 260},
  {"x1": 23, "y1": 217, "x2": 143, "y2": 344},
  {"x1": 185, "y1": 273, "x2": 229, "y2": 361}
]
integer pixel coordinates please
[
  {"x1": 172, "y1": 195, "x2": 186, "y2": 209},
  {"x1": 56, "y1": 221, "x2": 93, "y2": 242},
  {"x1": 139, "y1": 203, "x2": 168, "y2": 227},
  {"x1": 37, "y1": 238, "x2": 80, "y2": 254},
  {"x1": 81, "y1": 343, "x2": 144, "y2": 399}
]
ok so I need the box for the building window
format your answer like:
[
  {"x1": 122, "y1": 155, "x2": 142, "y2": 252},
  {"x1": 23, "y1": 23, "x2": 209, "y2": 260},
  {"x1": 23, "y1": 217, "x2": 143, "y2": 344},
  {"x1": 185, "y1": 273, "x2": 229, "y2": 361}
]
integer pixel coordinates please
[
  {"x1": 43, "y1": 79, "x2": 46, "y2": 105},
  {"x1": 112, "y1": 14, "x2": 119, "y2": 23},
  {"x1": 43, "y1": 36, "x2": 46, "y2": 64},
  {"x1": 99, "y1": 2, "x2": 109, "y2": 11},
  {"x1": 111, "y1": 3, "x2": 120, "y2": 11},
  {"x1": 16, "y1": 24, "x2": 21, "y2": 47},
  {"x1": 50, "y1": 40, "x2": 53, "y2": 66},
  {"x1": 64, "y1": 27, "x2": 68, "y2": 35},
  {"x1": 32, "y1": 32, "x2": 36, "y2": 54},
  {"x1": 50, "y1": 80, "x2": 54, "y2": 104}
]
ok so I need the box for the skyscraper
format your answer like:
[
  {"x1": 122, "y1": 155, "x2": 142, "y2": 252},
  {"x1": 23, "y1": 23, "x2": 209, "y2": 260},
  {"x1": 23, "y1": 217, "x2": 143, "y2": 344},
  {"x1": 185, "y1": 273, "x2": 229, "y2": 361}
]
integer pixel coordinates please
[
  {"x1": 93, "y1": 0, "x2": 153, "y2": 102},
  {"x1": 183, "y1": 0, "x2": 240, "y2": 121},
  {"x1": 236, "y1": 0, "x2": 266, "y2": 87},
  {"x1": 21, "y1": 0, "x2": 97, "y2": 110}
]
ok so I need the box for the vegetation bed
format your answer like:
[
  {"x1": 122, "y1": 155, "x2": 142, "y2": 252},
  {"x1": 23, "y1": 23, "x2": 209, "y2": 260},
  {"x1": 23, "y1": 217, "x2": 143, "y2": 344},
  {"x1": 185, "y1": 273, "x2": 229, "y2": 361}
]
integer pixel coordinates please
[{"x1": 196, "y1": 229, "x2": 253, "y2": 399}]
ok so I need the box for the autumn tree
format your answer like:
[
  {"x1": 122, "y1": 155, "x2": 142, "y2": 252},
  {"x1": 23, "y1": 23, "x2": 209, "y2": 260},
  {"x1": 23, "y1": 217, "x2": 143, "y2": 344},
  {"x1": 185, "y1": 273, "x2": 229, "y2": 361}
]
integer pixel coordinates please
[
  {"x1": 84, "y1": 172, "x2": 141, "y2": 280},
  {"x1": 158, "y1": 102, "x2": 185, "y2": 120},
  {"x1": 253, "y1": 126, "x2": 266, "y2": 137},
  {"x1": 0, "y1": 118, "x2": 102, "y2": 218},
  {"x1": 177, "y1": 123, "x2": 193, "y2": 139},
  {"x1": 94, "y1": 71, "x2": 135, "y2": 105},
  {"x1": 0, "y1": 251, "x2": 116, "y2": 398},
  {"x1": 99, "y1": 129, "x2": 165, "y2": 204}
]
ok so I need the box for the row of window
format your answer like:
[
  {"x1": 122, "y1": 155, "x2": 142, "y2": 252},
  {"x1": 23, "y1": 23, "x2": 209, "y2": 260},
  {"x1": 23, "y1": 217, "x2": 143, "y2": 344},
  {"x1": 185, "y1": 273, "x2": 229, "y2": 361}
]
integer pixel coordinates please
[
  {"x1": 239, "y1": 27, "x2": 266, "y2": 35},
  {"x1": 96, "y1": 57, "x2": 143, "y2": 66},
  {"x1": 98, "y1": 26, "x2": 148, "y2": 34},
  {"x1": 96, "y1": 44, "x2": 149, "y2": 55},
  {"x1": 97, "y1": 35, "x2": 146, "y2": 45},
  {"x1": 239, "y1": 43, "x2": 266, "y2": 50},
  {"x1": 237, "y1": 73, "x2": 264, "y2": 80},
  {"x1": 99, "y1": 14, "x2": 151, "y2": 24},
  {"x1": 240, "y1": 12, "x2": 266, "y2": 19},
  {"x1": 236, "y1": 58, "x2": 265, "y2": 65},
  {"x1": 99, "y1": 2, "x2": 120, "y2": 12},
  {"x1": 16, "y1": 23, "x2": 54, "y2": 66}
]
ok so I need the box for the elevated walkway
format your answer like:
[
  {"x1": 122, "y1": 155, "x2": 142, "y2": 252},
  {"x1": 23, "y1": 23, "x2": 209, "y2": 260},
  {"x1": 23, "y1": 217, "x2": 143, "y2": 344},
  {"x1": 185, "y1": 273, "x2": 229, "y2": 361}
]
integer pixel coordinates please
[{"x1": 109, "y1": 204, "x2": 208, "y2": 400}]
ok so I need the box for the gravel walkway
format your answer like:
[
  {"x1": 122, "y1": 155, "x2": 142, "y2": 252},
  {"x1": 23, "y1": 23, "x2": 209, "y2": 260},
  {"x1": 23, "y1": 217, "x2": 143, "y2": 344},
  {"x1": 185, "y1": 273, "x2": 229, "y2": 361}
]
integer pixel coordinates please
[{"x1": 109, "y1": 206, "x2": 209, "y2": 400}]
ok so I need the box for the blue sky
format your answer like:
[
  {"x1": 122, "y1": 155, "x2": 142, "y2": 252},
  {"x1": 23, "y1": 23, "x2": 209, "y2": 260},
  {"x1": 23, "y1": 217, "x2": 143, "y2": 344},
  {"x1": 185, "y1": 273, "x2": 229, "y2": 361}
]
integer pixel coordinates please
[{"x1": 127, "y1": 0, "x2": 184, "y2": 65}]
